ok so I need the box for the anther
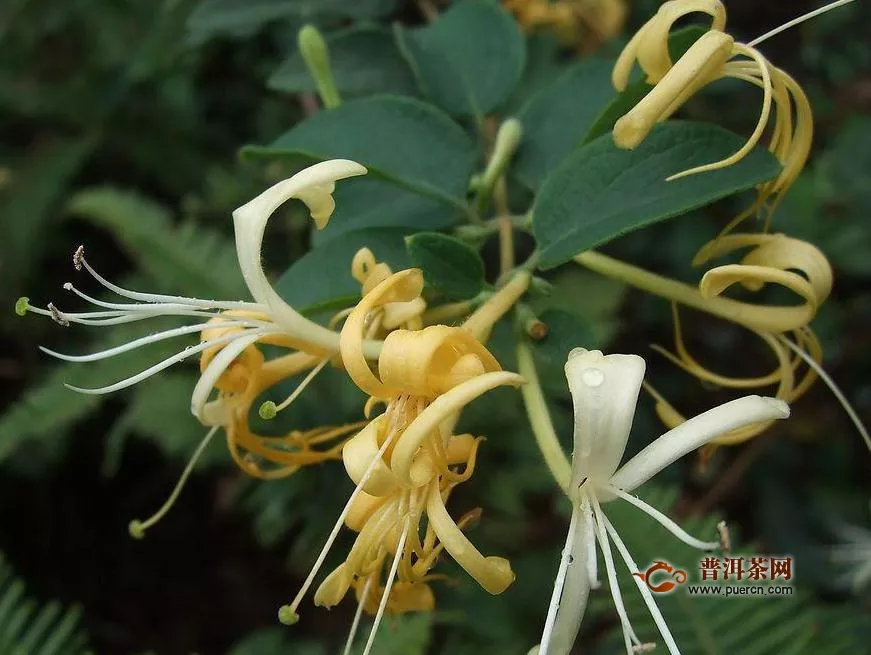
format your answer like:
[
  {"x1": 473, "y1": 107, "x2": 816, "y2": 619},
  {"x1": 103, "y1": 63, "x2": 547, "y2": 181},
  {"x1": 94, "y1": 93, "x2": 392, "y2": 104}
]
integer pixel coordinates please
[
  {"x1": 73, "y1": 245, "x2": 84, "y2": 271},
  {"x1": 717, "y1": 520, "x2": 731, "y2": 554},
  {"x1": 47, "y1": 302, "x2": 70, "y2": 326}
]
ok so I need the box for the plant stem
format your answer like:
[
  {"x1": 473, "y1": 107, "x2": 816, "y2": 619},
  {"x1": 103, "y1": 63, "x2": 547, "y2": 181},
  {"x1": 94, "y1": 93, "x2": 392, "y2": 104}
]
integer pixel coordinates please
[{"x1": 516, "y1": 338, "x2": 571, "y2": 491}]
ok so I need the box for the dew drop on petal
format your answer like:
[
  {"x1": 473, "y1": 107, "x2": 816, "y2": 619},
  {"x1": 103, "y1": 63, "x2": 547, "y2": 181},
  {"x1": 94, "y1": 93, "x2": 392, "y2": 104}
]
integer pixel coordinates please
[{"x1": 582, "y1": 368, "x2": 605, "y2": 388}]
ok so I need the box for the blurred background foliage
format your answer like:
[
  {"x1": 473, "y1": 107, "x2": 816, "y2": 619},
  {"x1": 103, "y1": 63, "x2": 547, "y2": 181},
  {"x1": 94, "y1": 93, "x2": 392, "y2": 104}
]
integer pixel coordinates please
[{"x1": 1, "y1": 0, "x2": 870, "y2": 653}]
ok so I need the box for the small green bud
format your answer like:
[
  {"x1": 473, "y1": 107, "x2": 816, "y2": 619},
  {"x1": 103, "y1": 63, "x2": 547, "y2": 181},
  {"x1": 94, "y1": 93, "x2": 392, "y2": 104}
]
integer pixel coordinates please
[
  {"x1": 259, "y1": 401, "x2": 278, "y2": 420},
  {"x1": 14, "y1": 297, "x2": 29, "y2": 316},
  {"x1": 297, "y1": 24, "x2": 341, "y2": 109},
  {"x1": 278, "y1": 605, "x2": 299, "y2": 625},
  {"x1": 128, "y1": 520, "x2": 146, "y2": 540}
]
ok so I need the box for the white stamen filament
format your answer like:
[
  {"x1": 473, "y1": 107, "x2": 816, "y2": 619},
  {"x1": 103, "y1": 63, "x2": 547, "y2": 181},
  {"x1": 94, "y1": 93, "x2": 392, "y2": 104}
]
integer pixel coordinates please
[
  {"x1": 748, "y1": 0, "x2": 856, "y2": 48},
  {"x1": 362, "y1": 521, "x2": 410, "y2": 655},
  {"x1": 610, "y1": 487, "x2": 720, "y2": 550},
  {"x1": 191, "y1": 332, "x2": 265, "y2": 419},
  {"x1": 539, "y1": 503, "x2": 581, "y2": 655},
  {"x1": 343, "y1": 575, "x2": 374, "y2": 655},
  {"x1": 281, "y1": 425, "x2": 400, "y2": 621},
  {"x1": 777, "y1": 334, "x2": 870, "y2": 452},
  {"x1": 78, "y1": 251, "x2": 260, "y2": 310},
  {"x1": 603, "y1": 514, "x2": 680, "y2": 655},
  {"x1": 582, "y1": 497, "x2": 600, "y2": 588},
  {"x1": 64, "y1": 328, "x2": 277, "y2": 395},
  {"x1": 273, "y1": 358, "x2": 329, "y2": 414},
  {"x1": 591, "y1": 497, "x2": 643, "y2": 653},
  {"x1": 39, "y1": 320, "x2": 261, "y2": 363}
]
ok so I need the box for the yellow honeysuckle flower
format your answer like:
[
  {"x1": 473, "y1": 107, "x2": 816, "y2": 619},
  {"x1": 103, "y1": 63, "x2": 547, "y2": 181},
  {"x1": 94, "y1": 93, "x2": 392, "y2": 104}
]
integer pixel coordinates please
[
  {"x1": 504, "y1": 0, "x2": 628, "y2": 50},
  {"x1": 278, "y1": 268, "x2": 524, "y2": 655},
  {"x1": 610, "y1": 1, "x2": 853, "y2": 231}
]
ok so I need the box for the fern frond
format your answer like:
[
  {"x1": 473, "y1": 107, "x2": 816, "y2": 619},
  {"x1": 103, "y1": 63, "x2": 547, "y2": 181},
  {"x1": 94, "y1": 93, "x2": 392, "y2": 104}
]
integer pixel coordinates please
[
  {"x1": 67, "y1": 187, "x2": 247, "y2": 299},
  {"x1": 0, "y1": 552, "x2": 89, "y2": 654}
]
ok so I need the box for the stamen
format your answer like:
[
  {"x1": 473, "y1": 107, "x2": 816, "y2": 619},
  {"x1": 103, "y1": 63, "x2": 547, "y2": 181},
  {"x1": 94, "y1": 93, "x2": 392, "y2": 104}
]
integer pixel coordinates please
[
  {"x1": 748, "y1": 0, "x2": 857, "y2": 47},
  {"x1": 603, "y1": 515, "x2": 680, "y2": 655},
  {"x1": 15, "y1": 297, "x2": 29, "y2": 316},
  {"x1": 39, "y1": 320, "x2": 257, "y2": 363},
  {"x1": 47, "y1": 303, "x2": 70, "y2": 326},
  {"x1": 778, "y1": 334, "x2": 870, "y2": 452},
  {"x1": 539, "y1": 503, "x2": 581, "y2": 655},
  {"x1": 362, "y1": 520, "x2": 410, "y2": 655},
  {"x1": 77, "y1": 251, "x2": 260, "y2": 310},
  {"x1": 718, "y1": 520, "x2": 731, "y2": 555},
  {"x1": 610, "y1": 487, "x2": 719, "y2": 550},
  {"x1": 128, "y1": 426, "x2": 219, "y2": 539},
  {"x1": 259, "y1": 358, "x2": 329, "y2": 420},
  {"x1": 279, "y1": 424, "x2": 400, "y2": 624},
  {"x1": 63, "y1": 328, "x2": 275, "y2": 395},
  {"x1": 582, "y1": 497, "x2": 600, "y2": 588},
  {"x1": 591, "y1": 497, "x2": 644, "y2": 653},
  {"x1": 73, "y1": 245, "x2": 84, "y2": 271},
  {"x1": 342, "y1": 575, "x2": 374, "y2": 655}
]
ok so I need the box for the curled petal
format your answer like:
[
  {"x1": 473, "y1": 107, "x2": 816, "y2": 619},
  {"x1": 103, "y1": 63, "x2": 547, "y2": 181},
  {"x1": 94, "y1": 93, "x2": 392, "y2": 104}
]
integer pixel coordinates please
[
  {"x1": 611, "y1": 395, "x2": 789, "y2": 492},
  {"x1": 379, "y1": 325, "x2": 501, "y2": 398},
  {"x1": 343, "y1": 417, "x2": 401, "y2": 497},
  {"x1": 390, "y1": 371, "x2": 524, "y2": 487},
  {"x1": 565, "y1": 348, "x2": 645, "y2": 486},
  {"x1": 232, "y1": 160, "x2": 366, "y2": 349},
  {"x1": 426, "y1": 485, "x2": 514, "y2": 594},
  {"x1": 696, "y1": 233, "x2": 833, "y2": 332},
  {"x1": 340, "y1": 269, "x2": 424, "y2": 397},
  {"x1": 346, "y1": 491, "x2": 386, "y2": 532},
  {"x1": 314, "y1": 562, "x2": 353, "y2": 608}
]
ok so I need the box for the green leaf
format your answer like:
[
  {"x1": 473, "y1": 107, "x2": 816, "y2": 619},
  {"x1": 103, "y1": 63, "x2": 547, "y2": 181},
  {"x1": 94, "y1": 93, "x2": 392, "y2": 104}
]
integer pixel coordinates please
[
  {"x1": 269, "y1": 26, "x2": 418, "y2": 98},
  {"x1": 275, "y1": 227, "x2": 412, "y2": 312},
  {"x1": 349, "y1": 614, "x2": 431, "y2": 655},
  {"x1": 514, "y1": 59, "x2": 615, "y2": 189},
  {"x1": 533, "y1": 121, "x2": 782, "y2": 268},
  {"x1": 394, "y1": 0, "x2": 525, "y2": 118},
  {"x1": 529, "y1": 309, "x2": 596, "y2": 396},
  {"x1": 0, "y1": 552, "x2": 89, "y2": 655},
  {"x1": 67, "y1": 187, "x2": 247, "y2": 299},
  {"x1": 312, "y1": 177, "x2": 461, "y2": 247},
  {"x1": 186, "y1": 0, "x2": 396, "y2": 43},
  {"x1": 243, "y1": 96, "x2": 476, "y2": 208},
  {"x1": 406, "y1": 232, "x2": 485, "y2": 300}
]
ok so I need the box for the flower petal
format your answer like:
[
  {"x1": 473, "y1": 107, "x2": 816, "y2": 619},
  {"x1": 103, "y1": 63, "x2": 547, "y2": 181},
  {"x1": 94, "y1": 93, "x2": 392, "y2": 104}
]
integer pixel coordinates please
[
  {"x1": 232, "y1": 160, "x2": 366, "y2": 349},
  {"x1": 565, "y1": 348, "x2": 645, "y2": 486},
  {"x1": 611, "y1": 395, "x2": 789, "y2": 492}
]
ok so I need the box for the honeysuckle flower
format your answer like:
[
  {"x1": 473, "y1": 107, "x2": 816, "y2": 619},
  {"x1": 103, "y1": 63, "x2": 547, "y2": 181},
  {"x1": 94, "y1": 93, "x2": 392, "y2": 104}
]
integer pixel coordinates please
[
  {"x1": 278, "y1": 268, "x2": 523, "y2": 655},
  {"x1": 533, "y1": 348, "x2": 789, "y2": 655},
  {"x1": 504, "y1": 0, "x2": 627, "y2": 50},
  {"x1": 647, "y1": 232, "x2": 832, "y2": 445},
  {"x1": 572, "y1": 232, "x2": 861, "y2": 448},
  {"x1": 611, "y1": 0, "x2": 852, "y2": 231}
]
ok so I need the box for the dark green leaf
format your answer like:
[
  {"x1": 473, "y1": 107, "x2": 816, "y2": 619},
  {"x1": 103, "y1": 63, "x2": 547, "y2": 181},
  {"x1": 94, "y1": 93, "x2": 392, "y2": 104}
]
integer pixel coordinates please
[
  {"x1": 187, "y1": 0, "x2": 396, "y2": 43},
  {"x1": 243, "y1": 95, "x2": 476, "y2": 209},
  {"x1": 530, "y1": 309, "x2": 596, "y2": 396},
  {"x1": 269, "y1": 26, "x2": 418, "y2": 97},
  {"x1": 312, "y1": 177, "x2": 461, "y2": 246},
  {"x1": 275, "y1": 227, "x2": 412, "y2": 312},
  {"x1": 514, "y1": 59, "x2": 614, "y2": 189},
  {"x1": 533, "y1": 121, "x2": 782, "y2": 268},
  {"x1": 406, "y1": 232, "x2": 485, "y2": 300},
  {"x1": 394, "y1": 0, "x2": 525, "y2": 117}
]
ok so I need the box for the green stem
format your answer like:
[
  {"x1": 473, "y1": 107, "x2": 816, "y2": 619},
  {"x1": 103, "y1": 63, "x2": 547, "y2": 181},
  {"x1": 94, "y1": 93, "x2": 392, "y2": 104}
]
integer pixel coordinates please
[{"x1": 516, "y1": 338, "x2": 571, "y2": 491}]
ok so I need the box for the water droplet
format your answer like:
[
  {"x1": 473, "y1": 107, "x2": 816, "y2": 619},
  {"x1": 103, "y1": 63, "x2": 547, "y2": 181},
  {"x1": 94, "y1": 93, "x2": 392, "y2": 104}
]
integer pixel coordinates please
[{"x1": 582, "y1": 368, "x2": 604, "y2": 387}]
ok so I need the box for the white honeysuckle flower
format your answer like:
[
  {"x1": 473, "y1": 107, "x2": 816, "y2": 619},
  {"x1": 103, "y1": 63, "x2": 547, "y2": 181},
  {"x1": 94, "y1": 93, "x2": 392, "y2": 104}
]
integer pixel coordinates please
[
  {"x1": 18, "y1": 159, "x2": 368, "y2": 422},
  {"x1": 534, "y1": 348, "x2": 790, "y2": 655}
]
